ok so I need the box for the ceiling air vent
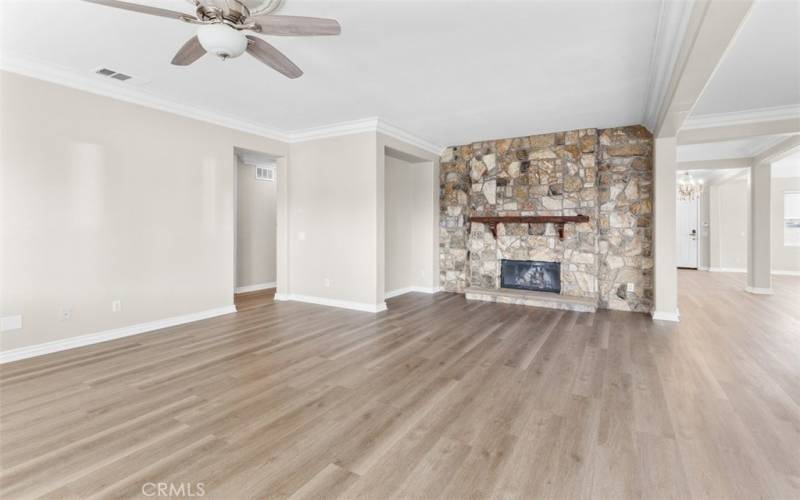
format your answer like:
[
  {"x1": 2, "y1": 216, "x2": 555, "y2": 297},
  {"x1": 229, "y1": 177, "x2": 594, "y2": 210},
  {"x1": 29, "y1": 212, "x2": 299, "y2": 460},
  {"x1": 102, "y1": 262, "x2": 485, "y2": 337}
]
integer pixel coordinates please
[
  {"x1": 91, "y1": 67, "x2": 148, "y2": 85},
  {"x1": 256, "y1": 167, "x2": 274, "y2": 181}
]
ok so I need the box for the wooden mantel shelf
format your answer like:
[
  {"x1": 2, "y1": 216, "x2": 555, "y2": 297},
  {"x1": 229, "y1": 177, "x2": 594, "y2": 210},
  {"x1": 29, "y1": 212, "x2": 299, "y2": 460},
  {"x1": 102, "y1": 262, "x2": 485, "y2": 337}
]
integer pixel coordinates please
[{"x1": 469, "y1": 215, "x2": 590, "y2": 239}]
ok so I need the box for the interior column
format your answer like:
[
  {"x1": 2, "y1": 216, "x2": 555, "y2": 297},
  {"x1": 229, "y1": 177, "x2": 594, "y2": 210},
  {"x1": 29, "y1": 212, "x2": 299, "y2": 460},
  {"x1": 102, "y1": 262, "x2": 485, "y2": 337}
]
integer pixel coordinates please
[
  {"x1": 652, "y1": 135, "x2": 680, "y2": 321},
  {"x1": 746, "y1": 163, "x2": 772, "y2": 294}
]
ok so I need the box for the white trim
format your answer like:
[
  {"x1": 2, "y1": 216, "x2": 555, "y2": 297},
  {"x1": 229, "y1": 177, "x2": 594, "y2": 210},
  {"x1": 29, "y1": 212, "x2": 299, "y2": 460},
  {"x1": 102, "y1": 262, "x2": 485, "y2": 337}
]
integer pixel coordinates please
[
  {"x1": 698, "y1": 266, "x2": 709, "y2": 271},
  {"x1": 772, "y1": 270, "x2": 800, "y2": 276},
  {"x1": 753, "y1": 135, "x2": 800, "y2": 165},
  {"x1": 0, "y1": 56, "x2": 290, "y2": 142},
  {"x1": 708, "y1": 267, "x2": 746, "y2": 273},
  {"x1": 642, "y1": 0, "x2": 694, "y2": 131},
  {"x1": 286, "y1": 117, "x2": 443, "y2": 155},
  {"x1": 683, "y1": 105, "x2": 800, "y2": 130},
  {"x1": 652, "y1": 310, "x2": 680, "y2": 322},
  {"x1": 235, "y1": 282, "x2": 276, "y2": 294},
  {"x1": 288, "y1": 117, "x2": 379, "y2": 143},
  {"x1": 285, "y1": 294, "x2": 387, "y2": 313},
  {"x1": 384, "y1": 286, "x2": 441, "y2": 299},
  {"x1": 273, "y1": 292, "x2": 290, "y2": 301},
  {"x1": 0, "y1": 305, "x2": 237, "y2": 364},
  {"x1": 374, "y1": 120, "x2": 443, "y2": 156},
  {"x1": 745, "y1": 286, "x2": 774, "y2": 295},
  {"x1": 0, "y1": 57, "x2": 444, "y2": 155},
  {"x1": 707, "y1": 268, "x2": 800, "y2": 276}
]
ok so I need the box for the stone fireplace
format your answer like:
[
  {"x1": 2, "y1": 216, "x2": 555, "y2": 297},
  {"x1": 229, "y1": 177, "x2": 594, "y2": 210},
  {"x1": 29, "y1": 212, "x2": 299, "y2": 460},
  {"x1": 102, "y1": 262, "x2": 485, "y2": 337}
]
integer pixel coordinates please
[{"x1": 440, "y1": 126, "x2": 654, "y2": 313}]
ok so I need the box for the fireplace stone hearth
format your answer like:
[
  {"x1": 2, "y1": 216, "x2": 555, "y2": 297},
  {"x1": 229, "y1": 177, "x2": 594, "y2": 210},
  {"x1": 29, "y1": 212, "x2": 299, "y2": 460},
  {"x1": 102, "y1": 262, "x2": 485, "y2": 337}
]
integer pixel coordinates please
[{"x1": 464, "y1": 286, "x2": 597, "y2": 313}]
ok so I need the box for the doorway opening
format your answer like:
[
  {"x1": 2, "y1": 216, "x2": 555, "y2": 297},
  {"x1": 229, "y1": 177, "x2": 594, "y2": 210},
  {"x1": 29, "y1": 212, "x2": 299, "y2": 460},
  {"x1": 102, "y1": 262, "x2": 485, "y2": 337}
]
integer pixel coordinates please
[
  {"x1": 234, "y1": 147, "x2": 278, "y2": 310},
  {"x1": 383, "y1": 146, "x2": 437, "y2": 302},
  {"x1": 676, "y1": 168, "x2": 749, "y2": 274}
]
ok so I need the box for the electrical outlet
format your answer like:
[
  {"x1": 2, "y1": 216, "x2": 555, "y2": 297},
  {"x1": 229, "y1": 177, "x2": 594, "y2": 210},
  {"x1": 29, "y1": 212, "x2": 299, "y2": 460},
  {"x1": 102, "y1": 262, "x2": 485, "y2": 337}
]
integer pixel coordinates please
[
  {"x1": 627, "y1": 283, "x2": 635, "y2": 293},
  {"x1": 60, "y1": 307, "x2": 72, "y2": 321},
  {"x1": 1, "y1": 315, "x2": 22, "y2": 332},
  {"x1": 323, "y1": 278, "x2": 331, "y2": 288},
  {"x1": 112, "y1": 300, "x2": 122, "y2": 312}
]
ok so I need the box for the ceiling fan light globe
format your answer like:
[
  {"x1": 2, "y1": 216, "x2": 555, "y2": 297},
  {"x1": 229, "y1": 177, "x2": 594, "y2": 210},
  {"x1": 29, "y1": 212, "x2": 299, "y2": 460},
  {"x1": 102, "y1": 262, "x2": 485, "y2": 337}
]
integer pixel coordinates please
[{"x1": 197, "y1": 24, "x2": 248, "y2": 59}]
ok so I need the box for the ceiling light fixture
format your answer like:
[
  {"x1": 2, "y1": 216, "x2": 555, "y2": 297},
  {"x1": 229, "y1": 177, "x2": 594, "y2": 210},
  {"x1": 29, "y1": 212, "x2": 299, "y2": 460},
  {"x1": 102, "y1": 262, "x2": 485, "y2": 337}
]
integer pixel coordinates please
[
  {"x1": 678, "y1": 171, "x2": 704, "y2": 201},
  {"x1": 197, "y1": 24, "x2": 248, "y2": 59}
]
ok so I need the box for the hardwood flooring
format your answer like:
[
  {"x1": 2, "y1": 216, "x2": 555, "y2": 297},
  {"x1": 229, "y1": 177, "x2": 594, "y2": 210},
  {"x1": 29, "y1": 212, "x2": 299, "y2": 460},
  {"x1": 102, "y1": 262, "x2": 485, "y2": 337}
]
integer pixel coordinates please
[{"x1": 1, "y1": 271, "x2": 799, "y2": 499}]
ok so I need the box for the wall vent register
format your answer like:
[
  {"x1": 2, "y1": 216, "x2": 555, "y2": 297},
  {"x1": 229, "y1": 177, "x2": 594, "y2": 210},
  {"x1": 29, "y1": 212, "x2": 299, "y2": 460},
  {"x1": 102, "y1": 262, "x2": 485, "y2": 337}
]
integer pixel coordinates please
[{"x1": 256, "y1": 166, "x2": 274, "y2": 181}]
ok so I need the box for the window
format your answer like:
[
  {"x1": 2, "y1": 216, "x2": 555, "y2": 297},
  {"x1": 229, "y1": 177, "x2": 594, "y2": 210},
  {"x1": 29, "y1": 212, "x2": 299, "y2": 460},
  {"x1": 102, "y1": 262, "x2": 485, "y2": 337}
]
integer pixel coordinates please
[{"x1": 785, "y1": 191, "x2": 800, "y2": 246}]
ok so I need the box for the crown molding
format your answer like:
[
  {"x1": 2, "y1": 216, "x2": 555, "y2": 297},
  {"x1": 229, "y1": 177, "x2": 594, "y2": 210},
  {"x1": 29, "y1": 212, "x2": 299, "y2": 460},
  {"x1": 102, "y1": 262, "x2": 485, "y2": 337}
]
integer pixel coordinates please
[
  {"x1": 1, "y1": 55, "x2": 443, "y2": 155},
  {"x1": 287, "y1": 117, "x2": 380, "y2": 143},
  {"x1": 286, "y1": 117, "x2": 443, "y2": 155},
  {"x1": 374, "y1": 119, "x2": 443, "y2": 156},
  {"x1": 682, "y1": 105, "x2": 800, "y2": 130},
  {"x1": 0, "y1": 55, "x2": 291, "y2": 142},
  {"x1": 642, "y1": 0, "x2": 695, "y2": 132}
]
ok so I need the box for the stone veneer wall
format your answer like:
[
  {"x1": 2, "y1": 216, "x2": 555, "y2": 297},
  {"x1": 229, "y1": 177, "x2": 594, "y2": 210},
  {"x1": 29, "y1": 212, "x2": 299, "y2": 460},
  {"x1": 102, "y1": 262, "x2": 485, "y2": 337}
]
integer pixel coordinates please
[{"x1": 439, "y1": 125, "x2": 653, "y2": 312}]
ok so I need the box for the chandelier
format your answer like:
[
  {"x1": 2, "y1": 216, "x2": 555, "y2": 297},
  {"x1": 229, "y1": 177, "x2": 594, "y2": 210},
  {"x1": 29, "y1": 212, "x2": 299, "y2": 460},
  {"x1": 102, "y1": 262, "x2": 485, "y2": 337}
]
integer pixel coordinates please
[{"x1": 678, "y1": 172, "x2": 704, "y2": 201}]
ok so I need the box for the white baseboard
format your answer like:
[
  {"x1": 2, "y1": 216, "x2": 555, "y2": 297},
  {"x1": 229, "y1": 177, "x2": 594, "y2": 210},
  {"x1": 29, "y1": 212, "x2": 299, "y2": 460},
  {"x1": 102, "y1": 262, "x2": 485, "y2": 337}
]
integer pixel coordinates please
[
  {"x1": 384, "y1": 286, "x2": 441, "y2": 299},
  {"x1": 698, "y1": 266, "x2": 709, "y2": 271},
  {"x1": 235, "y1": 282, "x2": 276, "y2": 293},
  {"x1": 745, "y1": 286, "x2": 774, "y2": 295},
  {"x1": 708, "y1": 267, "x2": 746, "y2": 273},
  {"x1": 651, "y1": 310, "x2": 680, "y2": 322},
  {"x1": 705, "y1": 268, "x2": 799, "y2": 276},
  {"x1": 285, "y1": 294, "x2": 387, "y2": 313},
  {"x1": 0, "y1": 305, "x2": 237, "y2": 364},
  {"x1": 273, "y1": 293, "x2": 290, "y2": 301}
]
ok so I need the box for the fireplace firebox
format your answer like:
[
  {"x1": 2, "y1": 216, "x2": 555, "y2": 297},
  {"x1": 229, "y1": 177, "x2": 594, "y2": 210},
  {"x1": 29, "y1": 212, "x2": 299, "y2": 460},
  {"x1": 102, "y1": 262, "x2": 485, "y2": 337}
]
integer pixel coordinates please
[{"x1": 500, "y1": 260, "x2": 561, "y2": 294}]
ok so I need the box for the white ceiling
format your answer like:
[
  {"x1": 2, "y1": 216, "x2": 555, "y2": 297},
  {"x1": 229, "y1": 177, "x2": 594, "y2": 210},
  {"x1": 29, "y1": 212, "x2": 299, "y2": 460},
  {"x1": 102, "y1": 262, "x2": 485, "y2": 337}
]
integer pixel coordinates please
[
  {"x1": 773, "y1": 152, "x2": 800, "y2": 178},
  {"x1": 691, "y1": 0, "x2": 800, "y2": 116},
  {"x1": 677, "y1": 134, "x2": 789, "y2": 162},
  {"x1": 677, "y1": 168, "x2": 748, "y2": 185},
  {"x1": 0, "y1": 0, "x2": 663, "y2": 147}
]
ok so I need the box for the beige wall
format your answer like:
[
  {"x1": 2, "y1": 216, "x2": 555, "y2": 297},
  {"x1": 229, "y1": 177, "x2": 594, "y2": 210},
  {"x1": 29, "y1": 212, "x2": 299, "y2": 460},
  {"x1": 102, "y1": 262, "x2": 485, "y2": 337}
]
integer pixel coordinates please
[
  {"x1": 236, "y1": 160, "x2": 277, "y2": 289},
  {"x1": 385, "y1": 156, "x2": 415, "y2": 292},
  {"x1": 0, "y1": 71, "x2": 288, "y2": 352},
  {"x1": 697, "y1": 188, "x2": 711, "y2": 269},
  {"x1": 385, "y1": 155, "x2": 436, "y2": 294},
  {"x1": 286, "y1": 132, "x2": 379, "y2": 306},
  {"x1": 709, "y1": 179, "x2": 748, "y2": 270},
  {"x1": 772, "y1": 176, "x2": 800, "y2": 273}
]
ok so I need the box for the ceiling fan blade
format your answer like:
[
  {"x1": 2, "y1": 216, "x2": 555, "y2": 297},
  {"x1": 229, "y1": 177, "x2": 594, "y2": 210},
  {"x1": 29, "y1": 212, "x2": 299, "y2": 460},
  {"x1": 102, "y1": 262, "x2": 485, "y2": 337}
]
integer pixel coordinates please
[
  {"x1": 80, "y1": 0, "x2": 189, "y2": 21},
  {"x1": 246, "y1": 36, "x2": 303, "y2": 79},
  {"x1": 171, "y1": 36, "x2": 206, "y2": 66},
  {"x1": 249, "y1": 15, "x2": 341, "y2": 36}
]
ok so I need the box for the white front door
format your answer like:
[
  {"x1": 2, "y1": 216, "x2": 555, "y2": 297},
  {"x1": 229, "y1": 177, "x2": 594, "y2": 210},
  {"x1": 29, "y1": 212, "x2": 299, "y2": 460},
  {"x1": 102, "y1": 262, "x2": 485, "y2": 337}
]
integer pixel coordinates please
[{"x1": 677, "y1": 196, "x2": 698, "y2": 268}]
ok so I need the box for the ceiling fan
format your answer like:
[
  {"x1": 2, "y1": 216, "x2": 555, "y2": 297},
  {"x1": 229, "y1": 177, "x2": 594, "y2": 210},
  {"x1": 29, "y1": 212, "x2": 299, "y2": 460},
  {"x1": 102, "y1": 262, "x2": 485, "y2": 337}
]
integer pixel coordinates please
[{"x1": 80, "y1": 0, "x2": 341, "y2": 78}]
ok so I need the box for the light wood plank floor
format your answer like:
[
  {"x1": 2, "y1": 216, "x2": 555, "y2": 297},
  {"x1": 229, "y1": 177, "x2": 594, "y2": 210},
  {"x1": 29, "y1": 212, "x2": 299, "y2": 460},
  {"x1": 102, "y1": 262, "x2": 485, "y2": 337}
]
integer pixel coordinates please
[{"x1": 1, "y1": 271, "x2": 799, "y2": 499}]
